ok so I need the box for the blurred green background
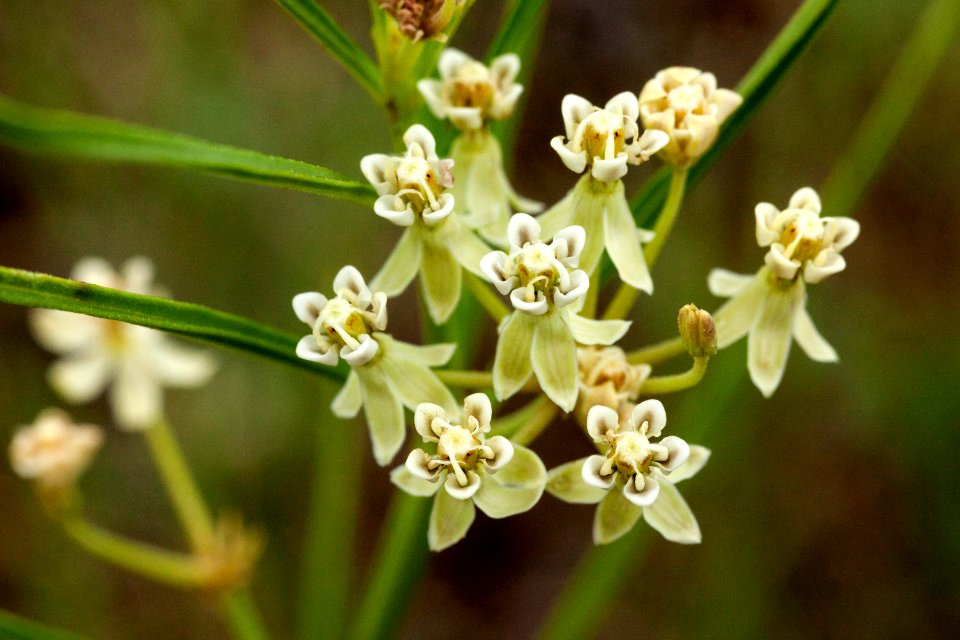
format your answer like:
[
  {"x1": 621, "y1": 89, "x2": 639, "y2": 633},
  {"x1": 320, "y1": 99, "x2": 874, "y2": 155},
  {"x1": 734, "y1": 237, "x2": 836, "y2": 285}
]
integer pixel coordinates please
[{"x1": 1, "y1": 0, "x2": 959, "y2": 638}]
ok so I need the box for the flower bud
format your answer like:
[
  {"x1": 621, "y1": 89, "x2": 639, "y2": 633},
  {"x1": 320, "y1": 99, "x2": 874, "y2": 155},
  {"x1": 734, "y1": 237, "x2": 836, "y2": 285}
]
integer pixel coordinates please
[
  {"x1": 678, "y1": 304, "x2": 717, "y2": 358},
  {"x1": 380, "y1": 0, "x2": 459, "y2": 42}
]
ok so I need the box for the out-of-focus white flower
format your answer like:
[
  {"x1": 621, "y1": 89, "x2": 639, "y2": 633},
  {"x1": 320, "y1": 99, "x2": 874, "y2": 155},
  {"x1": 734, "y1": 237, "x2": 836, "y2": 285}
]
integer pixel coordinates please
[
  {"x1": 9, "y1": 408, "x2": 102, "y2": 490},
  {"x1": 481, "y1": 214, "x2": 631, "y2": 411},
  {"x1": 574, "y1": 346, "x2": 651, "y2": 426},
  {"x1": 418, "y1": 48, "x2": 523, "y2": 131},
  {"x1": 639, "y1": 66, "x2": 742, "y2": 167},
  {"x1": 30, "y1": 258, "x2": 217, "y2": 431},
  {"x1": 546, "y1": 401, "x2": 708, "y2": 545},
  {"x1": 709, "y1": 187, "x2": 861, "y2": 397},
  {"x1": 390, "y1": 393, "x2": 547, "y2": 551},
  {"x1": 294, "y1": 266, "x2": 458, "y2": 465},
  {"x1": 551, "y1": 93, "x2": 668, "y2": 183},
  {"x1": 362, "y1": 125, "x2": 492, "y2": 324}
]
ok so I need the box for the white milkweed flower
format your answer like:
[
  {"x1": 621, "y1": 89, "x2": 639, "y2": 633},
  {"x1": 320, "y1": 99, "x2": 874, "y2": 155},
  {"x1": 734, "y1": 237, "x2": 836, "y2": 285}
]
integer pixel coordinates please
[
  {"x1": 574, "y1": 346, "x2": 651, "y2": 427},
  {"x1": 390, "y1": 393, "x2": 547, "y2": 551},
  {"x1": 546, "y1": 401, "x2": 709, "y2": 545},
  {"x1": 709, "y1": 187, "x2": 861, "y2": 397},
  {"x1": 9, "y1": 408, "x2": 103, "y2": 492},
  {"x1": 639, "y1": 66, "x2": 743, "y2": 167},
  {"x1": 540, "y1": 93, "x2": 668, "y2": 291},
  {"x1": 418, "y1": 48, "x2": 542, "y2": 245},
  {"x1": 480, "y1": 214, "x2": 631, "y2": 411},
  {"x1": 293, "y1": 266, "x2": 458, "y2": 465},
  {"x1": 361, "y1": 124, "x2": 492, "y2": 323},
  {"x1": 29, "y1": 257, "x2": 217, "y2": 431}
]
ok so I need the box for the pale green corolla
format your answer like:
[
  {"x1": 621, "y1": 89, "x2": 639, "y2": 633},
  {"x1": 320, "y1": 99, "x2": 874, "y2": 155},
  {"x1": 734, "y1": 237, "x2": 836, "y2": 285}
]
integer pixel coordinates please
[
  {"x1": 418, "y1": 48, "x2": 542, "y2": 245},
  {"x1": 293, "y1": 266, "x2": 458, "y2": 465},
  {"x1": 361, "y1": 124, "x2": 492, "y2": 324},
  {"x1": 709, "y1": 187, "x2": 861, "y2": 397},
  {"x1": 541, "y1": 93, "x2": 669, "y2": 291},
  {"x1": 546, "y1": 401, "x2": 708, "y2": 545},
  {"x1": 480, "y1": 213, "x2": 631, "y2": 412},
  {"x1": 390, "y1": 393, "x2": 547, "y2": 551}
]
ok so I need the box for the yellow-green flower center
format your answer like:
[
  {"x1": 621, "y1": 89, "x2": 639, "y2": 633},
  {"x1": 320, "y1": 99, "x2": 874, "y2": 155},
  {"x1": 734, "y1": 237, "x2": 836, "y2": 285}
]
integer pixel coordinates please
[
  {"x1": 582, "y1": 110, "x2": 626, "y2": 161},
  {"x1": 779, "y1": 212, "x2": 824, "y2": 263},
  {"x1": 437, "y1": 424, "x2": 480, "y2": 464}
]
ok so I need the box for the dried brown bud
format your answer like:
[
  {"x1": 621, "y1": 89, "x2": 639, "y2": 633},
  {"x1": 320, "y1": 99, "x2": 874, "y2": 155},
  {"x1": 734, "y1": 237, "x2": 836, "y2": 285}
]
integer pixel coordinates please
[
  {"x1": 678, "y1": 304, "x2": 717, "y2": 358},
  {"x1": 380, "y1": 0, "x2": 459, "y2": 42}
]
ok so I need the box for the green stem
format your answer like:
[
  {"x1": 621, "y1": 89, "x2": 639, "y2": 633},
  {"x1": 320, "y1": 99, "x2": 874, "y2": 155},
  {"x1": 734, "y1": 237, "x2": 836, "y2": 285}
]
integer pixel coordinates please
[
  {"x1": 464, "y1": 272, "x2": 510, "y2": 323},
  {"x1": 490, "y1": 398, "x2": 545, "y2": 439},
  {"x1": 640, "y1": 357, "x2": 709, "y2": 395},
  {"x1": 626, "y1": 336, "x2": 685, "y2": 366},
  {"x1": 346, "y1": 493, "x2": 432, "y2": 640},
  {"x1": 221, "y1": 590, "x2": 272, "y2": 640},
  {"x1": 510, "y1": 396, "x2": 559, "y2": 446},
  {"x1": 62, "y1": 517, "x2": 205, "y2": 588},
  {"x1": 603, "y1": 169, "x2": 687, "y2": 320},
  {"x1": 436, "y1": 369, "x2": 494, "y2": 389}
]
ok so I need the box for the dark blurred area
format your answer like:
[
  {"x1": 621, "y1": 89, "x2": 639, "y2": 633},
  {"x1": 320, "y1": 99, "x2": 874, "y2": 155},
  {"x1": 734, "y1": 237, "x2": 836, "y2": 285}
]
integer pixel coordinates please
[{"x1": 1, "y1": 0, "x2": 959, "y2": 638}]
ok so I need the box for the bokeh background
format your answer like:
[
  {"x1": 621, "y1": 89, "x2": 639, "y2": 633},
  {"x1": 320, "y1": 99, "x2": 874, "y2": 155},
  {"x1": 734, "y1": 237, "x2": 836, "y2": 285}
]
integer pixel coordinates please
[{"x1": 1, "y1": 0, "x2": 959, "y2": 638}]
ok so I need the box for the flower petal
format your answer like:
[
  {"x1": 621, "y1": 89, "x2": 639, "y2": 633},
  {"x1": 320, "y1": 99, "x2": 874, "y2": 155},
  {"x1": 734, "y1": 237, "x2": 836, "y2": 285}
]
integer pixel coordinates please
[
  {"x1": 667, "y1": 445, "x2": 710, "y2": 483},
  {"x1": 711, "y1": 270, "x2": 767, "y2": 349},
  {"x1": 642, "y1": 476, "x2": 701, "y2": 544},
  {"x1": 560, "y1": 94, "x2": 594, "y2": 139},
  {"x1": 493, "y1": 312, "x2": 536, "y2": 401},
  {"x1": 507, "y1": 212, "x2": 541, "y2": 248},
  {"x1": 803, "y1": 250, "x2": 846, "y2": 284},
  {"x1": 416, "y1": 79, "x2": 446, "y2": 119},
  {"x1": 446, "y1": 220, "x2": 492, "y2": 277},
  {"x1": 623, "y1": 473, "x2": 660, "y2": 507},
  {"x1": 386, "y1": 339, "x2": 456, "y2": 368},
  {"x1": 292, "y1": 292, "x2": 328, "y2": 326},
  {"x1": 582, "y1": 453, "x2": 616, "y2": 489},
  {"x1": 340, "y1": 334, "x2": 380, "y2": 367},
  {"x1": 591, "y1": 155, "x2": 628, "y2": 182},
  {"x1": 356, "y1": 364, "x2": 405, "y2": 466},
  {"x1": 463, "y1": 392, "x2": 492, "y2": 428},
  {"x1": 532, "y1": 312, "x2": 579, "y2": 412},
  {"x1": 489, "y1": 443, "x2": 544, "y2": 489},
  {"x1": 48, "y1": 352, "x2": 112, "y2": 404},
  {"x1": 707, "y1": 268, "x2": 755, "y2": 298},
  {"x1": 482, "y1": 435, "x2": 514, "y2": 470},
  {"x1": 444, "y1": 469, "x2": 481, "y2": 500},
  {"x1": 419, "y1": 238, "x2": 462, "y2": 324},
  {"x1": 360, "y1": 154, "x2": 394, "y2": 195},
  {"x1": 428, "y1": 487, "x2": 476, "y2": 552},
  {"x1": 414, "y1": 402, "x2": 446, "y2": 440},
  {"x1": 546, "y1": 458, "x2": 608, "y2": 504},
  {"x1": 536, "y1": 190, "x2": 575, "y2": 239},
  {"x1": 370, "y1": 227, "x2": 422, "y2": 296},
  {"x1": 30, "y1": 309, "x2": 103, "y2": 354},
  {"x1": 391, "y1": 465, "x2": 441, "y2": 497},
  {"x1": 296, "y1": 334, "x2": 339, "y2": 366},
  {"x1": 630, "y1": 399, "x2": 667, "y2": 437},
  {"x1": 748, "y1": 281, "x2": 804, "y2": 397},
  {"x1": 563, "y1": 312, "x2": 630, "y2": 346},
  {"x1": 792, "y1": 304, "x2": 838, "y2": 363},
  {"x1": 150, "y1": 340, "x2": 217, "y2": 387},
  {"x1": 586, "y1": 406, "x2": 619, "y2": 441},
  {"x1": 822, "y1": 216, "x2": 860, "y2": 252},
  {"x1": 593, "y1": 488, "x2": 643, "y2": 545},
  {"x1": 551, "y1": 136, "x2": 587, "y2": 174},
  {"x1": 331, "y1": 370, "x2": 363, "y2": 418},
  {"x1": 473, "y1": 473, "x2": 543, "y2": 519},
  {"x1": 788, "y1": 186, "x2": 821, "y2": 213},
  {"x1": 754, "y1": 202, "x2": 781, "y2": 246},
  {"x1": 381, "y1": 349, "x2": 458, "y2": 415},
  {"x1": 656, "y1": 435, "x2": 690, "y2": 472},
  {"x1": 553, "y1": 270, "x2": 589, "y2": 309},
  {"x1": 111, "y1": 361, "x2": 162, "y2": 430},
  {"x1": 571, "y1": 186, "x2": 608, "y2": 276},
  {"x1": 374, "y1": 195, "x2": 416, "y2": 227},
  {"x1": 72, "y1": 256, "x2": 118, "y2": 287}
]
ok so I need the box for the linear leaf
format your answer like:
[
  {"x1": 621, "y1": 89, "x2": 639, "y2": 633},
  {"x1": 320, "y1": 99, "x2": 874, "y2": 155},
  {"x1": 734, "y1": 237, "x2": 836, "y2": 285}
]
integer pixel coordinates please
[
  {"x1": 0, "y1": 610, "x2": 87, "y2": 640},
  {"x1": 274, "y1": 0, "x2": 382, "y2": 99},
  {"x1": 0, "y1": 95, "x2": 376, "y2": 206},
  {"x1": 0, "y1": 266, "x2": 347, "y2": 382}
]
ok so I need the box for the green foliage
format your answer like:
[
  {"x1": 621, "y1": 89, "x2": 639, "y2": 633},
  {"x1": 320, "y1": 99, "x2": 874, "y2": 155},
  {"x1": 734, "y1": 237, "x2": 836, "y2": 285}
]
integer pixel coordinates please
[{"x1": 0, "y1": 610, "x2": 86, "y2": 640}]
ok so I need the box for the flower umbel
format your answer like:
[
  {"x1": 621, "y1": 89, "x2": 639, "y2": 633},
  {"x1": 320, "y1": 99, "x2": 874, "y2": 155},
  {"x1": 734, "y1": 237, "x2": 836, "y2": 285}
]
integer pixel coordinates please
[
  {"x1": 30, "y1": 257, "x2": 217, "y2": 431},
  {"x1": 390, "y1": 393, "x2": 547, "y2": 551},
  {"x1": 574, "y1": 346, "x2": 651, "y2": 426},
  {"x1": 639, "y1": 66, "x2": 742, "y2": 167},
  {"x1": 481, "y1": 214, "x2": 631, "y2": 411},
  {"x1": 547, "y1": 401, "x2": 709, "y2": 545},
  {"x1": 709, "y1": 187, "x2": 861, "y2": 396}
]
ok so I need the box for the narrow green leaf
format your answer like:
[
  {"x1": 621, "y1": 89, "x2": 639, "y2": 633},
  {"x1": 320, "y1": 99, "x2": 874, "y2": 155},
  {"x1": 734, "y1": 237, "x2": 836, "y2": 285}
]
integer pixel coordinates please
[
  {"x1": 274, "y1": 0, "x2": 382, "y2": 99},
  {"x1": 0, "y1": 266, "x2": 347, "y2": 382},
  {"x1": 0, "y1": 610, "x2": 87, "y2": 640},
  {"x1": 627, "y1": 0, "x2": 841, "y2": 229},
  {"x1": 0, "y1": 95, "x2": 376, "y2": 206}
]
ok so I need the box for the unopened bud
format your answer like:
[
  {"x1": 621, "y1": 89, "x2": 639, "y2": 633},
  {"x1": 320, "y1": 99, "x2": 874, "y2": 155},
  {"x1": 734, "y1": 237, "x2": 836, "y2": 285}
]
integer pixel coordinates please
[
  {"x1": 678, "y1": 304, "x2": 717, "y2": 358},
  {"x1": 380, "y1": 0, "x2": 459, "y2": 42}
]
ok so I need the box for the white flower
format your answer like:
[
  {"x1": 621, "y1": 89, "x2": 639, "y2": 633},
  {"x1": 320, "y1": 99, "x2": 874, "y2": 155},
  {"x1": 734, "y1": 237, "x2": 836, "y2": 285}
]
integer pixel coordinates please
[
  {"x1": 546, "y1": 401, "x2": 709, "y2": 545},
  {"x1": 390, "y1": 393, "x2": 547, "y2": 551},
  {"x1": 708, "y1": 187, "x2": 861, "y2": 397},
  {"x1": 294, "y1": 266, "x2": 459, "y2": 465},
  {"x1": 362, "y1": 125, "x2": 493, "y2": 324},
  {"x1": 754, "y1": 187, "x2": 861, "y2": 284},
  {"x1": 481, "y1": 214, "x2": 631, "y2": 411},
  {"x1": 418, "y1": 48, "x2": 524, "y2": 131},
  {"x1": 30, "y1": 257, "x2": 217, "y2": 431},
  {"x1": 574, "y1": 346, "x2": 651, "y2": 427},
  {"x1": 9, "y1": 408, "x2": 102, "y2": 490},
  {"x1": 550, "y1": 93, "x2": 668, "y2": 183},
  {"x1": 639, "y1": 66, "x2": 742, "y2": 167}
]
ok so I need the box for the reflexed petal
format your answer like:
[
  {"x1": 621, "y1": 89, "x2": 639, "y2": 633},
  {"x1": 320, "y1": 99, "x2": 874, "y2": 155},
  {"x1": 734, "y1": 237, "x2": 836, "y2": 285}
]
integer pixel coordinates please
[
  {"x1": 391, "y1": 465, "x2": 441, "y2": 497},
  {"x1": 630, "y1": 399, "x2": 667, "y2": 437},
  {"x1": 623, "y1": 473, "x2": 660, "y2": 507},
  {"x1": 656, "y1": 435, "x2": 690, "y2": 472},
  {"x1": 593, "y1": 488, "x2": 643, "y2": 545},
  {"x1": 49, "y1": 353, "x2": 112, "y2": 403},
  {"x1": 490, "y1": 444, "x2": 544, "y2": 488},
  {"x1": 292, "y1": 292, "x2": 328, "y2": 326},
  {"x1": 296, "y1": 334, "x2": 339, "y2": 366},
  {"x1": 748, "y1": 282, "x2": 804, "y2": 398},
  {"x1": 414, "y1": 402, "x2": 447, "y2": 440},
  {"x1": 532, "y1": 312, "x2": 578, "y2": 412},
  {"x1": 788, "y1": 186, "x2": 821, "y2": 213},
  {"x1": 668, "y1": 445, "x2": 710, "y2": 483},
  {"x1": 463, "y1": 393, "x2": 492, "y2": 428},
  {"x1": 356, "y1": 365, "x2": 405, "y2": 466},
  {"x1": 370, "y1": 228, "x2": 422, "y2": 296},
  {"x1": 419, "y1": 238, "x2": 462, "y2": 324},
  {"x1": 547, "y1": 458, "x2": 608, "y2": 504},
  {"x1": 582, "y1": 454, "x2": 616, "y2": 489},
  {"x1": 482, "y1": 435, "x2": 514, "y2": 470},
  {"x1": 381, "y1": 349, "x2": 458, "y2": 415},
  {"x1": 111, "y1": 362, "x2": 162, "y2": 430},
  {"x1": 536, "y1": 190, "x2": 575, "y2": 239},
  {"x1": 551, "y1": 137, "x2": 588, "y2": 174},
  {"x1": 642, "y1": 476, "x2": 701, "y2": 544},
  {"x1": 586, "y1": 406, "x2": 619, "y2": 441},
  {"x1": 711, "y1": 270, "x2": 767, "y2": 349},
  {"x1": 331, "y1": 371, "x2": 362, "y2": 418},
  {"x1": 803, "y1": 250, "x2": 846, "y2": 284},
  {"x1": 151, "y1": 340, "x2": 216, "y2": 387},
  {"x1": 340, "y1": 334, "x2": 380, "y2": 367},
  {"x1": 444, "y1": 470, "x2": 481, "y2": 500},
  {"x1": 707, "y1": 268, "x2": 755, "y2": 298},
  {"x1": 428, "y1": 488, "x2": 476, "y2": 552},
  {"x1": 493, "y1": 312, "x2": 536, "y2": 401},
  {"x1": 563, "y1": 312, "x2": 630, "y2": 346},
  {"x1": 571, "y1": 187, "x2": 608, "y2": 276},
  {"x1": 386, "y1": 338, "x2": 456, "y2": 368},
  {"x1": 553, "y1": 270, "x2": 589, "y2": 309},
  {"x1": 29, "y1": 309, "x2": 103, "y2": 354},
  {"x1": 793, "y1": 305, "x2": 838, "y2": 363},
  {"x1": 473, "y1": 473, "x2": 543, "y2": 519}
]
